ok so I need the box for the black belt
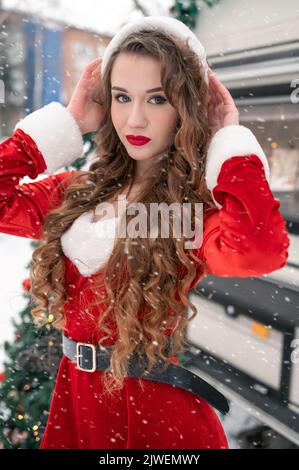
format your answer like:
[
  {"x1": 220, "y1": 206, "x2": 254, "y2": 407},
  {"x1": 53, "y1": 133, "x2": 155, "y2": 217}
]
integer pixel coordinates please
[{"x1": 62, "y1": 332, "x2": 229, "y2": 415}]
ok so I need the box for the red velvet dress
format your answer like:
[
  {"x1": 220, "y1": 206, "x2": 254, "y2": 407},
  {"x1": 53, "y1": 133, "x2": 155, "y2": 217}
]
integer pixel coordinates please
[{"x1": 0, "y1": 127, "x2": 290, "y2": 449}]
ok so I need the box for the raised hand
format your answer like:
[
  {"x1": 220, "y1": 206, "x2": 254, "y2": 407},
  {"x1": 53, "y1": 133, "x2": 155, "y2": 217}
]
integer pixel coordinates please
[
  {"x1": 207, "y1": 67, "x2": 239, "y2": 138},
  {"x1": 67, "y1": 58, "x2": 105, "y2": 135}
]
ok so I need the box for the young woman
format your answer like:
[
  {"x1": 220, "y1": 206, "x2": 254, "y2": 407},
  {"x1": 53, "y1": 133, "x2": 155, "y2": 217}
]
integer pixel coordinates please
[{"x1": 0, "y1": 16, "x2": 289, "y2": 449}]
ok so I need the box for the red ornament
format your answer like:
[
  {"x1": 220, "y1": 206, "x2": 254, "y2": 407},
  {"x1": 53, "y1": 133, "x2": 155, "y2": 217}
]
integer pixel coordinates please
[
  {"x1": 22, "y1": 278, "x2": 31, "y2": 292},
  {"x1": 168, "y1": 356, "x2": 179, "y2": 365},
  {"x1": 15, "y1": 333, "x2": 22, "y2": 342},
  {"x1": 0, "y1": 371, "x2": 6, "y2": 382}
]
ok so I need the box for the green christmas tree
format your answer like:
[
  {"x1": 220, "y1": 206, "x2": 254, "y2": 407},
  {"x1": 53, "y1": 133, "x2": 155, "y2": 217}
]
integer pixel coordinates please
[
  {"x1": 0, "y1": 276, "x2": 63, "y2": 449},
  {"x1": 171, "y1": 0, "x2": 221, "y2": 28}
]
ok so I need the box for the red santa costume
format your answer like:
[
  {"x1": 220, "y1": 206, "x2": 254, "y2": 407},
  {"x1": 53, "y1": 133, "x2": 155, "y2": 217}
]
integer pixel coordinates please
[{"x1": 0, "y1": 18, "x2": 290, "y2": 450}]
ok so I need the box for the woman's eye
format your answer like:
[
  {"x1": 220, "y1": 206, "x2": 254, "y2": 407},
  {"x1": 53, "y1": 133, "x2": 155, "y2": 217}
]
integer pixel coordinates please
[
  {"x1": 114, "y1": 94, "x2": 128, "y2": 103},
  {"x1": 114, "y1": 94, "x2": 167, "y2": 104},
  {"x1": 150, "y1": 95, "x2": 167, "y2": 104}
]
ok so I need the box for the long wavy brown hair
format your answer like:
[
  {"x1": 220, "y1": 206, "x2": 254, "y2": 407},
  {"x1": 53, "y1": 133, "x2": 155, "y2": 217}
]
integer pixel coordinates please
[{"x1": 29, "y1": 29, "x2": 216, "y2": 398}]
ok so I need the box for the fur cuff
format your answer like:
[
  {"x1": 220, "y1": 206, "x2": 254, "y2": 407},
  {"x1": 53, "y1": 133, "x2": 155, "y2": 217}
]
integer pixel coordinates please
[
  {"x1": 205, "y1": 125, "x2": 270, "y2": 209},
  {"x1": 14, "y1": 101, "x2": 84, "y2": 175}
]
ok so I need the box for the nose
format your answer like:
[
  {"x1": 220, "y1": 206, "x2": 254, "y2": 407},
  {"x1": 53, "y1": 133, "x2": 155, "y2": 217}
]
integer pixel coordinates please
[{"x1": 127, "y1": 102, "x2": 147, "y2": 128}]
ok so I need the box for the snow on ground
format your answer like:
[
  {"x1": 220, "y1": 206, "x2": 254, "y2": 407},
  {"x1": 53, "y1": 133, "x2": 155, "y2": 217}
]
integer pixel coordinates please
[{"x1": 0, "y1": 234, "x2": 33, "y2": 369}]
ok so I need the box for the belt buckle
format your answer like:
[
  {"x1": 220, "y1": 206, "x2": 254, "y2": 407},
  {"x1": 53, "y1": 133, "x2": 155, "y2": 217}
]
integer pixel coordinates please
[{"x1": 76, "y1": 342, "x2": 97, "y2": 372}]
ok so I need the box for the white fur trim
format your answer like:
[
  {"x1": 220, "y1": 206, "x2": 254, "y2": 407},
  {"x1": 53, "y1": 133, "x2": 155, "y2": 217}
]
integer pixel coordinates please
[
  {"x1": 14, "y1": 101, "x2": 84, "y2": 175},
  {"x1": 205, "y1": 125, "x2": 270, "y2": 209},
  {"x1": 101, "y1": 15, "x2": 209, "y2": 84},
  {"x1": 61, "y1": 209, "x2": 120, "y2": 277}
]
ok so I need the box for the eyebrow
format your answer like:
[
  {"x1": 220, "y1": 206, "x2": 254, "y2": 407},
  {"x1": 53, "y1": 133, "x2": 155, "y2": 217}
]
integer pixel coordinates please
[{"x1": 111, "y1": 86, "x2": 163, "y2": 93}]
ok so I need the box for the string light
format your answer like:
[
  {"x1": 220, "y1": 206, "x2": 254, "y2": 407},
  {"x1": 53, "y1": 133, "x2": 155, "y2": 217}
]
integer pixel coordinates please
[{"x1": 270, "y1": 141, "x2": 278, "y2": 149}]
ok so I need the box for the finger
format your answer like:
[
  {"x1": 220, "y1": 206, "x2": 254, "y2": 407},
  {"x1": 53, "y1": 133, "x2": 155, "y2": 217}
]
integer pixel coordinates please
[
  {"x1": 210, "y1": 92, "x2": 223, "y2": 110},
  {"x1": 208, "y1": 77, "x2": 220, "y2": 96},
  {"x1": 210, "y1": 75, "x2": 233, "y2": 105},
  {"x1": 209, "y1": 73, "x2": 223, "y2": 96},
  {"x1": 88, "y1": 57, "x2": 102, "y2": 67},
  {"x1": 209, "y1": 90, "x2": 219, "y2": 106},
  {"x1": 211, "y1": 75, "x2": 232, "y2": 101},
  {"x1": 208, "y1": 68, "x2": 218, "y2": 80},
  {"x1": 208, "y1": 70, "x2": 225, "y2": 93},
  {"x1": 85, "y1": 58, "x2": 102, "y2": 75},
  {"x1": 91, "y1": 63, "x2": 102, "y2": 77}
]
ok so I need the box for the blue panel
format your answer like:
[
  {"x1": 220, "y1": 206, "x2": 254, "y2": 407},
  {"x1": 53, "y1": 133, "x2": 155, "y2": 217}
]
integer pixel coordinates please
[
  {"x1": 42, "y1": 28, "x2": 62, "y2": 106},
  {"x1": 23, "y1": 20, "x2": 36, "y2": 113}
]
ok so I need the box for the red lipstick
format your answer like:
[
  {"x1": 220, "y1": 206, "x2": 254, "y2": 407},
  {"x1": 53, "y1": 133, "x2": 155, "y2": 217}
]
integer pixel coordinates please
[{"x1": 126, "y1": 135, "x2": 151, "y2": 146}]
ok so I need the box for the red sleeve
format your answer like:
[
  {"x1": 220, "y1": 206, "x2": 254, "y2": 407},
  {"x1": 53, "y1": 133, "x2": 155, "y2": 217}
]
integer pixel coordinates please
[
  {"x1": 193, "y1": 154, "x2": 290, "y2": 279},
  {"x1": 0, "y1": 128, "x2": 75, "y2": 240}
]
